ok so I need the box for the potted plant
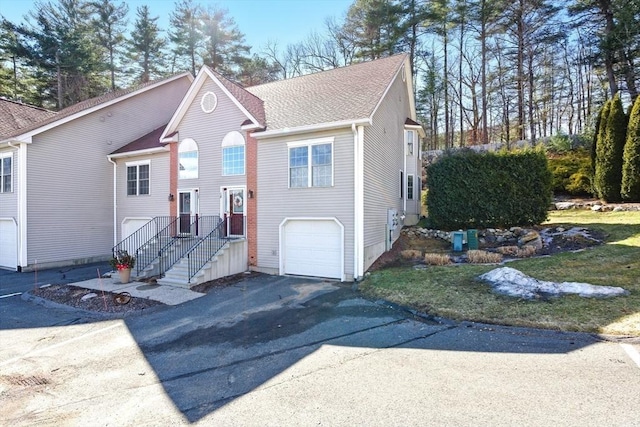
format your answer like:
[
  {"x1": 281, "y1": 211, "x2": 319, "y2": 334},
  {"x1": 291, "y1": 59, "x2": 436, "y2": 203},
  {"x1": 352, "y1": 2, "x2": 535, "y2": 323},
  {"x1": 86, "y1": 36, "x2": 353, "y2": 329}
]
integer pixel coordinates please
[{"x1": 110, "y1": 250, "x2": 136, "y2": 284}]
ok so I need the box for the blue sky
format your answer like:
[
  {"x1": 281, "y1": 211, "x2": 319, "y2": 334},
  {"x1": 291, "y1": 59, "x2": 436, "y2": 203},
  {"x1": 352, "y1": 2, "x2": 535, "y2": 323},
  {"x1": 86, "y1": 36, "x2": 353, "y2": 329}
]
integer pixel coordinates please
[{"x1": 0, "y1": 0, "x2": 354, "y2": 53}]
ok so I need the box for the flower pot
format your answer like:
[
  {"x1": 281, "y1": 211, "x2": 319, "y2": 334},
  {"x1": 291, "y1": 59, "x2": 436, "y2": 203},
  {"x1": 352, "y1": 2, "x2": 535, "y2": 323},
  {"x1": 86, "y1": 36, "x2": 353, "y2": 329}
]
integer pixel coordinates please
[{"x1": 117, "y1": 268, "x2": 132, "y2": 284}]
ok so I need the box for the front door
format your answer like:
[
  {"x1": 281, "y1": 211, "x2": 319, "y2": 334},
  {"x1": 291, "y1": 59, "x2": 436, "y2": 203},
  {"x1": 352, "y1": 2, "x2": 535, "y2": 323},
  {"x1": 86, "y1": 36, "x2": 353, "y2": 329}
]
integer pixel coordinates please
[
  {"x1": 179, "y1": 189, "x2": 199, "y2": 235},
  {"x1": 222, "y1": 188, "x2": 245, "y2": 236}
]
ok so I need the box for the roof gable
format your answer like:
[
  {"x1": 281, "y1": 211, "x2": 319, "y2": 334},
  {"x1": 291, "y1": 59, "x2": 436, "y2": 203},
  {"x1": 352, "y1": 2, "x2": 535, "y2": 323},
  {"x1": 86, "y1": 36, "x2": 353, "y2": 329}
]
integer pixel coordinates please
[
  {"x1": 161, "y1": 66, "x2": 265, "y2": 141},
  {"x1": 246, "y1": 54, "x2": 408, "y2": 131},
  {"x1": 109, "y1": 125, "x2": 168, "y2": 156}
]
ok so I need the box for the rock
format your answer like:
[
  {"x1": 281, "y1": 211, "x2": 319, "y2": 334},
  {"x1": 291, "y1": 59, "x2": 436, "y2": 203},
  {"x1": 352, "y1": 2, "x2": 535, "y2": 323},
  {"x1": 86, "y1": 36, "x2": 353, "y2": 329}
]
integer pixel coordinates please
[
  {"x1": 613, "y1": 206, "x2": 624, "y2": 212},
  {"x1": 555, "y1": 227, "x2": 565, "y2": 233},
  {"x1": 523, "y1": 237, "x2": 543, "y2": 250},
  {"x1": 519, "y1": 230, "x2": 540, "y2": 244},
  {"x1": 591, "y1": 205, "x2": 603, "y2": 212},
  {"x1": 81, "y1": 292, "x2": 98, "y2": 301},
  {"x1": 555, "y1": 202, "x2": 576, "y2": 210}
]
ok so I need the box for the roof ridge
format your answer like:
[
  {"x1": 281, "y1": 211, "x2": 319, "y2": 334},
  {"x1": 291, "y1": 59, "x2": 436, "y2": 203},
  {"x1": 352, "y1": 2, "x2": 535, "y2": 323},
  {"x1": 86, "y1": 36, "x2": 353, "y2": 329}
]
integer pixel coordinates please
[
  {"x1": 248, "y1": 53, "x2": 408, "y2": 90},
  {"x1": 0, "y1": 97, "x2": 56, "y2": 113}
]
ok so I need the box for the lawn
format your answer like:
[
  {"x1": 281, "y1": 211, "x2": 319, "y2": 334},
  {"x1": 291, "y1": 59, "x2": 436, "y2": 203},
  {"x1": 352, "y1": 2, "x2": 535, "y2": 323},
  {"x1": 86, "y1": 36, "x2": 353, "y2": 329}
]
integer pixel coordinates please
[{"x1": 359, "y1": 210, "x2": 640, "y2": 336}]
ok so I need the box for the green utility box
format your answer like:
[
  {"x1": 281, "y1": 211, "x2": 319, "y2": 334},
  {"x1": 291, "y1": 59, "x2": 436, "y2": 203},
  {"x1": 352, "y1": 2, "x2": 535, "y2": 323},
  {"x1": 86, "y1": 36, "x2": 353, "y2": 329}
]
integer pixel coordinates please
[{"x1": 467, "y1": 229, "x2": 478, "y2": 250}]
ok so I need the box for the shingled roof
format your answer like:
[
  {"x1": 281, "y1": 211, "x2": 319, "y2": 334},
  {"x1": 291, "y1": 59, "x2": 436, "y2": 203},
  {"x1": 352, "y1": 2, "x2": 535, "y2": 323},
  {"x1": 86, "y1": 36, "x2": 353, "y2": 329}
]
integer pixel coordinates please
[
  {"x1": 0, "y1": 99, "x2": 57, "y2": 139},
  {"x1": 207, "y1": 68, "x2": 265, "y2": 127},
  {"x1": 1, "y1": 73, "x2": 191, "y2": 141},
  {"x1": 110, "y1": 125, "x2": 168, "y2": 155},
  {"x1": 246, "y1": 54, "x2": 407, "y2": 130}
]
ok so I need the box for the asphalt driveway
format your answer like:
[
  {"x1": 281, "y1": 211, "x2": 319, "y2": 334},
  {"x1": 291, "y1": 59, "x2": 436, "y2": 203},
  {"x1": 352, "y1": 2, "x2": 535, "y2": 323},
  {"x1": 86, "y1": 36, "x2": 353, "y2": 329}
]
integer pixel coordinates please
[{"x1": 1, "y1": 272, "x2": 639, "y2": 425}]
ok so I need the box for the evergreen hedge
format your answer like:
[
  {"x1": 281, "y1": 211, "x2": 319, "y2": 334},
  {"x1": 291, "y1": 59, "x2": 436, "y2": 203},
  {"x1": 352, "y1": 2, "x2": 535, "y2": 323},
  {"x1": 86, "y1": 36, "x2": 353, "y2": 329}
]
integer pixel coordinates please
[
  {"x1": 621, "y1": 96, "x2": 640, "y2": 201},
  {"x1": 594, "y1": 94, "x2": 628, "y2": 202},
  {"x1": 425, "y1": 149, "x2": 552, "y2": 230}
]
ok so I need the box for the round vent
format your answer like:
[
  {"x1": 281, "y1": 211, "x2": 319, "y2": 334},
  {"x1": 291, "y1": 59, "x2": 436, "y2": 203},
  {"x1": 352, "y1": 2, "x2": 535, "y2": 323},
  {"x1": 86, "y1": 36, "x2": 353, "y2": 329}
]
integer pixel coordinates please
[{"x1": 200, "y1": 91, "x2": 218, "y2": 113}]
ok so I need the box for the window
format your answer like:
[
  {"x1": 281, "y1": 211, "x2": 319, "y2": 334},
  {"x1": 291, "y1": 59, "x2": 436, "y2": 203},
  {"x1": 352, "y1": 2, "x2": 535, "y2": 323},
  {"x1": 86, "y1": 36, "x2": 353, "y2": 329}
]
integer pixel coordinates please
[
  {"x1": 0, "y1": 153, "x2": 11, "y2": 193},
  {"x1": 127, "y1": 162, "x2": 150, "y2": 196},
  {"x1": 288, "y1": 139, "x2": 333, "y2": 188},
  {"x1": 179, "y1": 139, "x2": 198, "y2": 179},
  {"x1": 222, "y1": 131, "x2": 245, "y2": 176},
  {"x1": 405, "y1": 130, "x2": 415, "y2": 155},
  {"x1": 407, "y1": 174, "x2": 414, "y2": 200},
  {"x1": 399, "y1": 171, "x2": 404, "y2": 199}
]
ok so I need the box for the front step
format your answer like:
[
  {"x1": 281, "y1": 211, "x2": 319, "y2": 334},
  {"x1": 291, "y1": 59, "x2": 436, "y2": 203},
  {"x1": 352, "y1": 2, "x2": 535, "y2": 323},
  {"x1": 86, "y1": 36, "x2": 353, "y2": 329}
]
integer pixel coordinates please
[{"x1": 157, "y1": 239, "x2": 248, "y2": 289}]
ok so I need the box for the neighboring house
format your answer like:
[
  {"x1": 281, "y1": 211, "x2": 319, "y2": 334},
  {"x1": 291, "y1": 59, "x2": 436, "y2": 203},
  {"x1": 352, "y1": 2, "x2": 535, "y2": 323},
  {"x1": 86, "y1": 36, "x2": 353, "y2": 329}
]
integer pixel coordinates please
[
  {"x1": 109, "y1": 53, "x2": 422, "y2": 285},
  {"x1": 1, "y1": 54, "x2": 423, "y2": 285},
  {"x1": 0, "y1": 74, "x2": 193, "y2": 271}
]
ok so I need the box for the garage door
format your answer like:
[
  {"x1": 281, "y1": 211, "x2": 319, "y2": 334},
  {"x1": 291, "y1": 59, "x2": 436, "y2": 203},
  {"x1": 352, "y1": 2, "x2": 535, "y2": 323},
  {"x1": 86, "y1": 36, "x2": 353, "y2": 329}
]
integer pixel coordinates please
[
  {"x1": 282, "y1": 219, "x2": 343, "y2": 279},
  {"x1": 0, "y1": 218, "x2": 17, "y2": 269}
]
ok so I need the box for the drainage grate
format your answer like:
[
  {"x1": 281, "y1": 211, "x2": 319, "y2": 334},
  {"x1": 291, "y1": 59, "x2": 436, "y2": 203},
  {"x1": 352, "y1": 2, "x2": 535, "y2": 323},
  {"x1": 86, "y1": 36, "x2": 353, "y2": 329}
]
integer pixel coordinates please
[{"x1": 3, "y1": 375, "x2": 50, "y2": 387}]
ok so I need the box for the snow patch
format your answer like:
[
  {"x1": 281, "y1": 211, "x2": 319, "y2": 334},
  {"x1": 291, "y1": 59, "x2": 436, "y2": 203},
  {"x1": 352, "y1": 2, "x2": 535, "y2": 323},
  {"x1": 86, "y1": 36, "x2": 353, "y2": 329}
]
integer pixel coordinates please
[{"x1": 479, "y1": 267, "x2": 629, "y2": 299}]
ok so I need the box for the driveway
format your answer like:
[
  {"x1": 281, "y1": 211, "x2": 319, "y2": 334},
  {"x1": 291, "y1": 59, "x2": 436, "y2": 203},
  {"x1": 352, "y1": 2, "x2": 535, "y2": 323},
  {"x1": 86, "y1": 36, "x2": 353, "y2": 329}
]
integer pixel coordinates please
[{"x1": 1, "y1": 273, "x2": 639, "y2": 426}]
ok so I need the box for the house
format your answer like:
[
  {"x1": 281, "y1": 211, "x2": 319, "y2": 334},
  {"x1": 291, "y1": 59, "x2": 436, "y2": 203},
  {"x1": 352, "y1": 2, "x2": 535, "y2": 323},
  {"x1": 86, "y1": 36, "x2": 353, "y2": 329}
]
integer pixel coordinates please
[
  {"x1": 0, "y1": 74, "x2": 193, "y2": 271},
  {"x1": 1, "y1": 54, "x2": 423, "y2": 285},
  {"x1": 105, "y1": 53, "x2": 422, "y2": 285}
]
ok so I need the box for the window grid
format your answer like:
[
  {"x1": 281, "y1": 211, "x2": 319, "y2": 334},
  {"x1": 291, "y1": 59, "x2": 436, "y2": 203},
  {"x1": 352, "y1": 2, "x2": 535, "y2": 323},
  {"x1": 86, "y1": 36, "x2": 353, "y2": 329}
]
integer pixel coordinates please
[
  {"x1": 289, "y1": 143, "x2": 332, "y2": 188},
  {"x1": 127, "y1": 163, "x2": 150, "y2": 196},
  {"x1": 407, "y1": 174, "x2": 414, "y2": 200},
  {"x1": 223, "y1": 146, "x2": 245, "y2": 176},
  {"x1": 0, "y1": 155, "x2": 11, "y2": 193}
]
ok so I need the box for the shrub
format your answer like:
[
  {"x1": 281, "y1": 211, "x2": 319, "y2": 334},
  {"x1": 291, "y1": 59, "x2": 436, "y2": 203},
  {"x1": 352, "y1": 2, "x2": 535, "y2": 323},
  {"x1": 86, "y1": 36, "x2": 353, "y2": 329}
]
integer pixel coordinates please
[
  {"x1": 424, "y1": 253, "x2": 451, "y2": 265},
  {"x1": 622, "y1": 96, "x2": 640, "y2": 201},
  {"x1": 467, "y1": 250, "x2": 503, "y2": 264},
  {"x1": 401, "y1": 249, "x2": 423, "y2": 260},
  {"x1": 595, "y1": 94, "x2": 628, "y2": 201},
  {"x1": 547, "y1": 149, "x2": 593, "y2": 196},
  {"x1": 425, "y1": 149, "x2": 552, "y2": 230},
  {"x1": 495, "y1": 245, "x2": 537, "y2": 258}
]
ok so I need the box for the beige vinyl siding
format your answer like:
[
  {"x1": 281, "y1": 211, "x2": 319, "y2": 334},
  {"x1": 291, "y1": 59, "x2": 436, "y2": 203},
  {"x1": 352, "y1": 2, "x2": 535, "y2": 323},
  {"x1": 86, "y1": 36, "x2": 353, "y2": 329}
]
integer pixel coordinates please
[
  {"x1": 24, "y1": 77, "x2": 190, "y2": 267},
  {"x1": 362, "y1": 72, "x2": 412, "y2": 270},
  {"x1": 115, "y1": 151, "x2": 170, "y2": 241},
  {"x1": 0, "y1": 148, "x2": 18, "y2": 217},
  {"x1": 174, "y1": 79, "x2": 248, "y2": 216},
  {"x1": 256, "y1": 129, "x2": 355, "y2": 279}
]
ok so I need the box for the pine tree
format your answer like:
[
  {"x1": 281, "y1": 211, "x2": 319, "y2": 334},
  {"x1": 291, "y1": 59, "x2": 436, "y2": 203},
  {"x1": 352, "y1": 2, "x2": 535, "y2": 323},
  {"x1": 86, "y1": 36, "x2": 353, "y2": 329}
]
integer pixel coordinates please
[
  {"x1": 621, "y1": 96, "x2": 640, "y2": 200},
  {"x1": 200, "y1": 5, "x2": 250, "y2": 77},
  {"x1": 128, "y1": 5, "x2": 167, "y2": 83},
  {"x1": 595, "y1": 93, "x2": 628, "y2": 201},
  {"x1": 168, "y1": 0, "x2": 202, "y2": 76},
  {"x1": 593, "y1": 100, "x2": 611, "y2": 198},
  {"x1": 90, "y1": 0, "x2": 129, "y2": 91}
]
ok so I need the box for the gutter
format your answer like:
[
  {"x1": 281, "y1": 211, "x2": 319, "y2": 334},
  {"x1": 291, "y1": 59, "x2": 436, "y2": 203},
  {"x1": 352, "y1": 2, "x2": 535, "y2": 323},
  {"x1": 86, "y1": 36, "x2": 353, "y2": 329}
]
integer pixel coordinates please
[{"x1": 254, "y1": 118, "x2": 371, "y2": 139}]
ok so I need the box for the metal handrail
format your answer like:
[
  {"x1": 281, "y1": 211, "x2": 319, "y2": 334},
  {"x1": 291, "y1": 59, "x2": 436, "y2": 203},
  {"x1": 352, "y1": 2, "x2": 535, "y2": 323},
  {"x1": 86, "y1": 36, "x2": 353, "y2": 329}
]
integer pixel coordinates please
[
  {"x1": 157, "y1": 215, "x2": 222, "y2": 276},
  {"x1": 185, "y1": 218, "x2": 229, "y2": 283},
  {"x1": 112, "y1": 216, "x2": 177, "y2": 274}
]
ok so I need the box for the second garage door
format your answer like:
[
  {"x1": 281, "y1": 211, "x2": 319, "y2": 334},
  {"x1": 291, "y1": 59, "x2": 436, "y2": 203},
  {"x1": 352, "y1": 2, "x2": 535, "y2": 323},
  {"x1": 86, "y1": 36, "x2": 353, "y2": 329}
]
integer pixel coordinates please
[
  {"x1": 0, "y1": 218, "x2": 17, "y2": 270},
  {"x1": 282, "y1": 219, "x2": 343, "y2": 280}
]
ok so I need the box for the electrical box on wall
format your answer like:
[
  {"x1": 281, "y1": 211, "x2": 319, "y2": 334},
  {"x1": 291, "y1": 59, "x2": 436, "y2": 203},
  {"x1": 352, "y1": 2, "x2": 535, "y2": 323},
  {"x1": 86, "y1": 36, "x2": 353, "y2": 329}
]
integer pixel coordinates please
[{"x1": 387, "y1": 208, "x2": 399, "y2": 230}]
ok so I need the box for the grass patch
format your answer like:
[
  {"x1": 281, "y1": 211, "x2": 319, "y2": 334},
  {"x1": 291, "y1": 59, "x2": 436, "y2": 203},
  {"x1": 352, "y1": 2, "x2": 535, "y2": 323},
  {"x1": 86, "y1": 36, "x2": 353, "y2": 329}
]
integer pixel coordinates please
[{"x1": 360, "y1": 210, "x2": 640, "y2": 336}]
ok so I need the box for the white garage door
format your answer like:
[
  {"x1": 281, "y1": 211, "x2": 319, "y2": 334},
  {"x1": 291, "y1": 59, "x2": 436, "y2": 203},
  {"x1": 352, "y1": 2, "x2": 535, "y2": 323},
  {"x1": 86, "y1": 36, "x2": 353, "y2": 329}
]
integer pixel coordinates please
[
  {"x1": 0, "y1": 218, "x2": 17, "y2": 269},
  {"x1": 121, "y1": 218, "x2": 154, "y2": 254},
  {"x1": 282, "y1": 219, "x2": 343, "y2": 279}
]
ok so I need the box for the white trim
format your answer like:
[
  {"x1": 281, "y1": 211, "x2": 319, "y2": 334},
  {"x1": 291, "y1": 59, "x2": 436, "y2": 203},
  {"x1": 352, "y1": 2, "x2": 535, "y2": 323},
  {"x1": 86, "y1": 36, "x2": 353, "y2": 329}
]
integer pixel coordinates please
[
  {"x1": 278, "y1": 217, "x2": 345, "y2": 281},
  {"x1": 107, "y1": 146, "x2": 168, "y2": 160},
  {"x1": 222, "y1": 145, "x2": 246, "y2": 177},
  {"x1": 353, "y1": 124, "x2": 365, "y2": 280},
  {"x1": 178, "y1": 188, "x2": 200, "y2": 218},
  {"x1": 108, "y1": 157, "x2": 117, "y2": 246},
  {"x1": 200, "y1": 91, "x2": 218, "y2": 113},
  {"x1": 407, "y1": 174, "x2": 414, "y2": 200},
  {"x1": 178, "y1": 138, "x2": 199, "y2": 180},
  {"x1": 254, "y1": 118, "x2": 371, "y2": 139},
  {"x1": 3, "y1": 73, "x2": 193, "y2": 143},
  {"x1": 221, "y1": 131, "x2": 246, "y2": 147},
  {"x1": 0, "y1": 217, "x2": 18, "y2": 269},
  {"x1": 220, "y1": 186, "x2": 246, "y2": 236},
  {"x1": 0, "y1": 151, "x2": 13, "y2": 193},
  {"x1": 287, "y1": 137, "x2": 334, "y2": 188},
  {"x1": 7, "y1": 142, "x2": 28, "y2": 268},
  {"x1": 126, "y1": 160, "x2": 151, "y2": 196}
]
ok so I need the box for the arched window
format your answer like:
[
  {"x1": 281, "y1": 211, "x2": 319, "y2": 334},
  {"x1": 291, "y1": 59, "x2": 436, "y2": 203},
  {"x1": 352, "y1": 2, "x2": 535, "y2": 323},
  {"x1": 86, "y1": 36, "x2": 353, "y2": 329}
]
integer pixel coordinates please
[
  {"x1": 179, "y1": 138, "x2": 198, "y2": 179},
  {"x1": 222, "y1": 131, "x2": 245, "y2": 176}
]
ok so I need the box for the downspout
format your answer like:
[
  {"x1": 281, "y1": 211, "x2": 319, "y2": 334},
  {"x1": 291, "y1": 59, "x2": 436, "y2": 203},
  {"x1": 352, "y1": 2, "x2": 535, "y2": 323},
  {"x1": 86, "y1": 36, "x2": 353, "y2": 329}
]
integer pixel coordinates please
[
  {"x1": 403, "y1": 133, "x2": 407, "y2": 219},
  {"x1": 8, "y1": 141, "x2": 26, "y2": 270},
  {"x1": 108, "y1": 156, "x2": 117, "y2": 248},
  {"x1": 352, "y1": 123, "x2": 365, "y2": 281}
]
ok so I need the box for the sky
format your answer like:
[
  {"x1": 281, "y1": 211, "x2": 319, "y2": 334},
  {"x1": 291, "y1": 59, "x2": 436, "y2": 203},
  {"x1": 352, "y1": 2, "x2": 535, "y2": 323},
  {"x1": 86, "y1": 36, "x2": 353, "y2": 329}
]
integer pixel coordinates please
[{"x1": 0, "y1": 0, "x2": 354, "y2": 53}]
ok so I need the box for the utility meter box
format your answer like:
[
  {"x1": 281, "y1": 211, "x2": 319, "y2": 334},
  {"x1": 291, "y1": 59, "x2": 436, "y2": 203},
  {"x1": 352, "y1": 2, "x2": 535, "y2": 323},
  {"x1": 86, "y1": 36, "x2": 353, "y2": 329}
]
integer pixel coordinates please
[{"x1": 387, "y1": 209, "x2": 399, "y2": 231}]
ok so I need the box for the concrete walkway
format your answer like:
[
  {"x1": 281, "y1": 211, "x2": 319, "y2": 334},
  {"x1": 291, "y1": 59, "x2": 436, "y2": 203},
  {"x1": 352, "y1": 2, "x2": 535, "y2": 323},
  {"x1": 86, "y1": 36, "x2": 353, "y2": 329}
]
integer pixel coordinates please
[{"x1": 67, "y1": 276, "x2": 205, "y2": 306}]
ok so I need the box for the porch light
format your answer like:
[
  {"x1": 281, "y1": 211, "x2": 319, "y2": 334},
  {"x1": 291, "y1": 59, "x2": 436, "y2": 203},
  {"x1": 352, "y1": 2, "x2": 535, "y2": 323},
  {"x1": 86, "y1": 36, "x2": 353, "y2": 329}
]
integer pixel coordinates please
[{"x1": 168, "y1": 193, "x2": 175, "y2": 202}]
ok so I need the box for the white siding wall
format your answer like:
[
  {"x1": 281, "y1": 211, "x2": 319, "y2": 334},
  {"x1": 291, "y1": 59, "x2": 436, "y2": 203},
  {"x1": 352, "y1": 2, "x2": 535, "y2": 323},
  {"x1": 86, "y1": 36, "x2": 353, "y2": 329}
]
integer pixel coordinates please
[
  {"x1": 404, "y1": 133, "x2": 421, "y2": 224},
  {"x1": 0, "y1": 147, "x2": 18, "y2": 218},
  {"x1": 256, "y1": 129, "x2": 355, "y2": 280},
  {"x1": 362, "y1": 72, "x2": 412, "y2": 271},
  {"x1": 174, "y1": 79, "x2": 248, "y2": 216},
  {"x1": 24, "y1": 76, "x2": 191, "y2": 268},
  {"x1": 115, "y1": 151, "x2": 170, "y2": 241}
]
